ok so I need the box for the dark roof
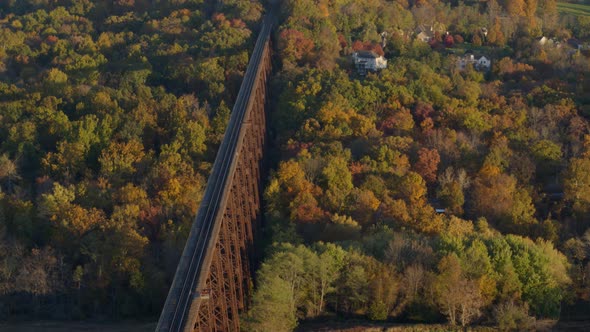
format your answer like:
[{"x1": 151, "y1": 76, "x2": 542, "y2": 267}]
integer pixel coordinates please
[
  {"x1": 461, "y1": 53, "x2": 489, "y2": 60},
  {"x1": 568, "y1": 38, "x2": 580, "y2": 47},
  {"x1": 356, "y1": 50, "x2": 380, "y2": 59}
]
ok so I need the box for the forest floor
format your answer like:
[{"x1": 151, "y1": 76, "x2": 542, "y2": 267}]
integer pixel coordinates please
[
  {"x1": 0, "y1": 320, "x2": 156, "y2": 332},
  {"x1": 296, "y1": 319, "x2": 590, "y2": 331},
  {"x1": 3, "y1": 319, "x2": 590, "y2": 331}
]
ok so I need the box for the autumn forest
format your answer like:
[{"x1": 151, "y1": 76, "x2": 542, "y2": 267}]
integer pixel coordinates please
[{"x1": 1, "y1": 0, "x2": 590, "y2": 331}]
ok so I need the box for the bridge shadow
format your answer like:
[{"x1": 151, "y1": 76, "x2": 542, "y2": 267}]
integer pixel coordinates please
[{"x1": 555, "y1": 300, "x2": 590, "y2": 331}]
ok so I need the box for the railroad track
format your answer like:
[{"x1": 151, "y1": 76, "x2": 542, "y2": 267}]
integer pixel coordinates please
[{"x1": 156, "y1": 14, "x2": 273, "y2": 332}]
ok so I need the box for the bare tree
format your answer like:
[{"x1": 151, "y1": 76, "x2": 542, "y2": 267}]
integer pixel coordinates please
[
  {"x1": 458, "y1": 279, "x2": 484, "y2": 326},
  {"x1": 403, "y1": 264, "x2": 425, "y2": 298},
  {"x1": 435, "y1": 254, "x2": 484, "y2": 326}
]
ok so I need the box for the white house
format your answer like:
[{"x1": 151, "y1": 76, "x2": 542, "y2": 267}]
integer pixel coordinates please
[
  {"x1": 538, "y1": 36, "x2": 551, "y2": 46},
  {"x1": 538, "y1": 36, "x2": 562, "y2": 48},
  {"x1": 352, "y1": 50, "x2": 387, "y2": 74},
  {"x1": 457, "y1": 54, "x2": 491, "y2": 71},
  {"x1": 416, "y1": 31, "x2": 433, "y2": 43},
  {"x1": 415, "y1": 25, "x2": 434, "y2": 43},
  {"x1": 476, "y1": 55, "x2": 491, "y2": 69}
]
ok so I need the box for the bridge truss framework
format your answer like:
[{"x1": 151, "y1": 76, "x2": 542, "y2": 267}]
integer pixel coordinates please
[{"x1": 157, "y1": 17, "x2": 273, "y2": 332}]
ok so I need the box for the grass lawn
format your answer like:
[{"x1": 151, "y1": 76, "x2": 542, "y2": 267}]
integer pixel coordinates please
[
  {"x1": 558, "y1": 1, "x2": 590, "y2": 16},
  {"x1": 445, "y1": 43, "x2": 513, "y2": 58}
]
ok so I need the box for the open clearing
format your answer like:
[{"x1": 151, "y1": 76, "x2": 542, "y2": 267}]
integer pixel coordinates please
[{"x1": 558, "y1": 1, "x2": 590, "y2": 16}]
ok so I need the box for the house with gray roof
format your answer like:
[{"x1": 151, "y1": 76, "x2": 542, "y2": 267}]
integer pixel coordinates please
[{"x1": 352, "y1": 50, "x2": 387, "y2": 75}]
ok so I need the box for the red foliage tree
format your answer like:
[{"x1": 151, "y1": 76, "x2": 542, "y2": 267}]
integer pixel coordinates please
[
  {"x1": 444, "y1": 34, "x2": 454, "y2": 47},
  {"x1": 352, "y1": 40, "x2": 364, "y2": 51},
  {"x1": 414, "y1": 101, "x2": 435, "y2": 122},
  {"x1": 414, "y1": 148, "x2": 441, "y2": 183},
  {"x1": 230, "y1": 18, "x2": 246, "y2": 28},
  {"x1": 372, "y1": 44, "x2": 385, "y2": 56},
  {"x1": 279, "y1": 29, "x2": 315, "y2": 63},
  {"x1": 338, "y1": 34, "x2": 348, "y2": 49},
  {"x1": 351, "y1": 40, "x2": 384, "y2": 56},
  {"x1": 46, "y1": 35, "x2": 58, "y2": 44}
]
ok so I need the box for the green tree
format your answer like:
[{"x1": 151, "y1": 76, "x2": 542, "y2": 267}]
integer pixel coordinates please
[
  {"x1": 336, "y1": 252, "x2": 371, "y2": 314},
  {"x1": 99, "y1": 139, "x2": 145, "y2": 183},
  {"x1": 245, "y1": 275, "x2": 298, "y2": 332},
  {"x1": 305, "y1": 243, "x2": 346, "y2": 316},
  {"x1": 322, "y1": 156, "x2": 353, "y2": 211},
  {"x1": 506, "y1": 236, "x2": 571, "y2": 317},
  {"x1": 564, "y1": 157, "x2": 590, "y2": 215}
]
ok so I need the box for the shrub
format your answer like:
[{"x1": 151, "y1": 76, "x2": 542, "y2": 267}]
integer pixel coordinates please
[
  {"x1": 494, "y1": 301, "x2": 536, "y2": 331},
  {"x1": 368, "y1": 301, "x2": 389, "y2": 321}
]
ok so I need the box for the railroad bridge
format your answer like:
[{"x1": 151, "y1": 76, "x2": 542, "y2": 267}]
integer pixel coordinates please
[{"x1": 156, "y1": 15, "x2": 273, "y2": 332}]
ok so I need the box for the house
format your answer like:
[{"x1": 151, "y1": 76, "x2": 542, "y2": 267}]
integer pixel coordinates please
[
  {"x1": 352, "y1": 51, "x2": 387, "y2": 74},
  {"x1": 416, "y1": 31, "x2": 433, "y2": 43},
  {"x1": 476, "y1": 55, "x2": 491, "y2": 69},
  {"x1": 457, "y1": 54, "x2": 491, "y2": 71},
  {"x1": 537, "y1": 36, "x2": 562, "y2": 48},
  {"x1": 429, "y1": 199, "x2": 447, "y2": 214},
  {"x1": 415, "y1": 23, "x2": 447, "y2": 43},
  {"x1": 415, "y1": 25, "x2": 434, "y2": 43},
  {"x1": 538, "y1": 36, "x2": 551, "y2": 46},
  {"x1": 481, "y1": 27, "x2": 488, "y2": 38}
]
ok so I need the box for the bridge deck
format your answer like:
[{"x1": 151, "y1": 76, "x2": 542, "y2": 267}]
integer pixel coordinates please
[{"x1": 156, "y1": 15, "x2": 273, "y2": 332}]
